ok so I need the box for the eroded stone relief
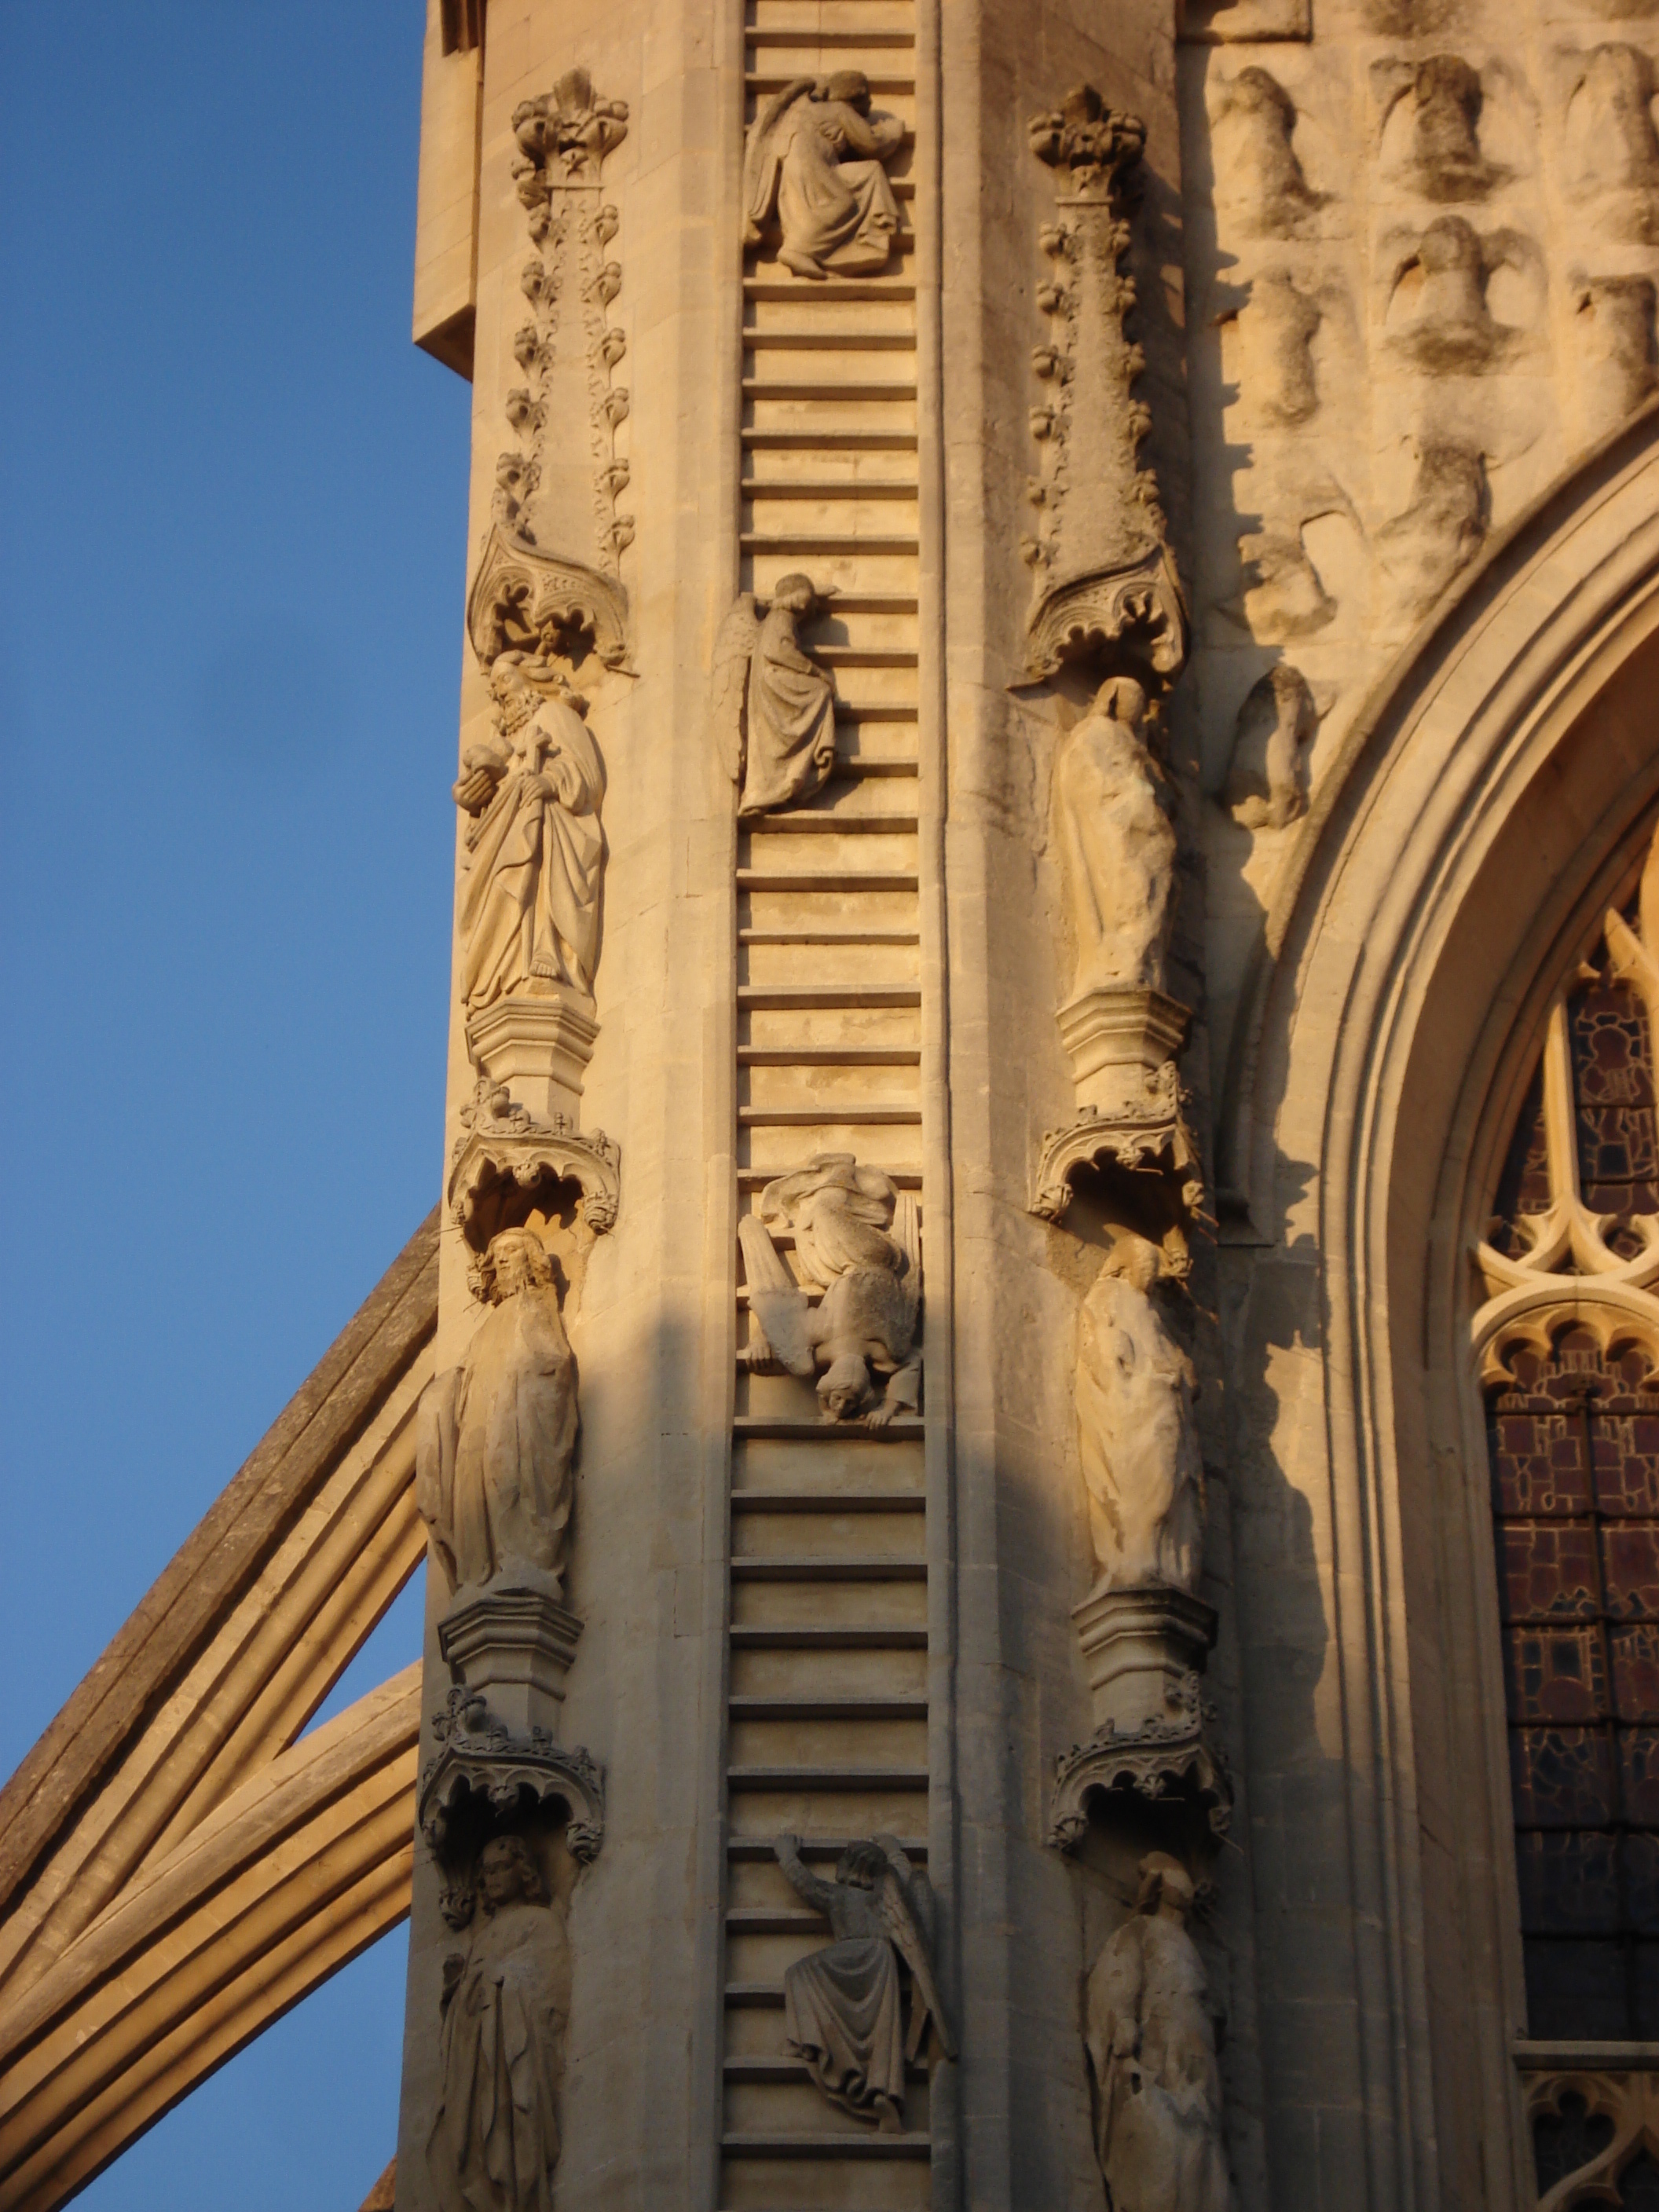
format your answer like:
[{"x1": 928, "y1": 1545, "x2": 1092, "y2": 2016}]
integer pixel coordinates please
[
  {"x1": 1223, "y1": 663, "x2": 1318, "y2": 830},
  {"x1": 773, "y1": 1833, "x2": 954, "y2": 2131},
  {"x1": 1209, "y1": 68, "x2": 1328, "y2": 239},
  {"x1": 712, "y1": 576, "x2": 840, "y2": 815},
  {"x1": 1373, "y1": 53, "x2": 1511, "y2": 201},
  {"x1": 739, "y1": 1153, "x2": 921, "y2": 1424},
  {"x1": 742, "y1": 73, "x2": 906, "y2": 279},
  {"x1": 1086, "y1": 1854, "x2": 1235, "y2": 2212}
]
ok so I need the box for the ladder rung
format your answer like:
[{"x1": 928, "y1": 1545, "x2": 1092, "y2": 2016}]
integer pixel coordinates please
[
  {"x1": 744, "y1": 331, "x2": 916, "y2": 352},
  {"x1": 730, "y1": 1696, "x2": 928, "y2": 1719},
  {"x1": 744, "y1": 812, "x2": 916, "y2": 834},
  {"x1": 737, "y1": 1047, "x2": 921, "y2": 1066},
  {"x1": 731, "y1": 1490, "x2": 925, "y2": 1511},
  {"x1": 737, "y1": 869, "x2": 917, "y2": 892},
  {"x1": 730, "y1": 1551, "x2": 926, "y2": 1577},
  {"x1": 738, "y1": 1106, "x2": 921, "y2": 1126},
  {"x1": 738, "y1": 986, "x2": 920, "y2": 1005},
  {"x1": 727, "y1": 1831, "x2": 926, "y2": 1855},
  {"x1": 744, "y1": 380, "x2": 916, "y2": 401},
  {"x1": 721, "y1": 2130, "x2": 931, "y2": 2159},
  {"x1": 739, "y1": 926, "x2": 918, "y2": 944},
  {"x1": 744, "y1": 478, "x2": 917, "y2": 498},
  {"x1": 744, "y1": 429, "x2": 917, "y2": 449},
  {"x1": 727, "y1": 1765, "x2": 930, "y2": 1791}
]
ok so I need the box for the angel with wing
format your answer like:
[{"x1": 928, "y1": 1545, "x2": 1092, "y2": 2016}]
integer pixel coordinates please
[
  {"x1": 742, "y1": 71, "x2": 905, "y2": 280},
  {"x1": 774, "y1": 1833, "x2": 954, "y2": 2131},
  {"x1": 711, "y1": 574, "x2": 838, "y2": 816},
  {"x1": 738, "y1": 1152, "x2": 921, "y2": 1426}
]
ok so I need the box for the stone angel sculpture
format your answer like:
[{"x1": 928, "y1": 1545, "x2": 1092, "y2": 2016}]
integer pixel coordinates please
[
  {"x1": 416, "y1": 1226, "x2": 579, "y2": 1602},
  {"x1": 454, "y1": 650, "x2": 606, "y2": 1009},
  {"x1": 1085, "y1": 1852, "x2": 1233, "y2": 2212},
  {"x1": 711, "y1": 573, "x2": 838, "y2": 816},
  {"x1": 742, "y1": 71, "x2": 905, "y2": 279},
  {"x1": 774, "y1": 1833, "x2": 955, "y2": 2132},
  {"x1": 1076, "y1": 1233, "x2": 1204, "y2": 1599},
  {"x1": 738, "y1": 1152, "x2": 921, "y2": 1426}
]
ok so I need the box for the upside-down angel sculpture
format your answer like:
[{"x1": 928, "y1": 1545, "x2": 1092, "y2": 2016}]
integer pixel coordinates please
[
  {"x1": 774, "y1": 1833, "x2": 955, "y2": 2132},
  {"x1": 742, "y1": 71, "x2": 905, "y2": 280},
  {"x1": 738, "y1": 1152, "x2": 921, "y2": 1426}
]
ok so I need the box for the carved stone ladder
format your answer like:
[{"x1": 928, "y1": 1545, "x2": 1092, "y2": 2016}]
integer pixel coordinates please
[{"x1": 720, "y1": 2, "x2": 932, "y2": 2204}]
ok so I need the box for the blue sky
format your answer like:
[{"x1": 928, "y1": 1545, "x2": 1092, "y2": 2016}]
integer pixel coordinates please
[{"x1": 0, "y1": 2, "x2": 467, "y2": 2199}]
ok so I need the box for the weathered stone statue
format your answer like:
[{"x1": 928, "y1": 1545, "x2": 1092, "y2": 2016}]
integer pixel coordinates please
[
  {"x1": 1076, "y1": 1235, "x2": 1203, "y2": 1598},
  {"x1": 416, "y1": 1227, "x2": 578, "y2": 1599},
  {"x1": 454, "y1": 650, "x2": 606, "y2": 1009},
  {"x1": 738, "y1": 1152, "x2": 921, "y2": 1425},
  {"x1": 1053, "y1": 675, "x2": 1178, "y2": 1000},
  {"x1": 774, "y1": 1833, "x2": 954, "y2": 2131},
  {"x1": 712, "y1": 575, "x2": 839, "y2": 816},
  {"x1": 1085, "y1": 1852, "x2": 1233, "y2": 2212},
  {"x1": 429, "y1": 1834, "x2": 571, "y2": 2212},
  {"x1": 742, "y1": 71, "x2": 905, "y2": 279}
]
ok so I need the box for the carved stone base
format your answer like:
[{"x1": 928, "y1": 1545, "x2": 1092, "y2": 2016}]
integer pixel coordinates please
[
  {"x1": 1058, "y1": 984, "x2": 1189, "y2": 1119},
  {"x1": 465, "y1": 985, "x2": 599, "y2": 1126},
  {"x1": 1074, "y1": 1584, "x2": 1217, "y2": 1736},
  {"x1": 438, "y1": 1584, "x2": 583, "y2": 1739}
]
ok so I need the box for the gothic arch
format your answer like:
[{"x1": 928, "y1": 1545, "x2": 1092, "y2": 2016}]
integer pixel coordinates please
[{"x1": 1221, "y1": 397, "x2": 1659, "y2": 2211}]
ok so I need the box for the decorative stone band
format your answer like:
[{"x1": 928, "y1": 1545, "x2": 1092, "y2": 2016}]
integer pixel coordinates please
[
  {"x1": 448, "y1": 1082, "x2": 621, "y2": 1249},
  {"x1": 1048, "y1": 1708, "x2": 1233, "y2": 1849},
  {"x1": 466, "y1": 522, "x2": 631, "y2": 675},
  {"x1": 1522, "y1": 2066, "x2": 1659, "y2": 2211},
  {"x1": 1024, "y1": 546, "x2": 1188, "y2": 683},
  {"x1": 418, "y1": 1688, "x2": 606, "y2": 1866}
]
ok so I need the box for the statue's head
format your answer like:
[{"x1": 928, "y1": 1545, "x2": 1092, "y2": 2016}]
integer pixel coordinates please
[
  {"x1": 1101, "y1": 1231, "x2": 1163, "y2": 1296},
  {"x1": 822, "y1": 68, "x2": 872, "y2": 110},
  {"x1": 837, "y1": 1840, "x2": 887, "y2": 1888},
  {"x1": 818, "y1": 1353, "x2": 871, "y2": 1420},
  {"x1": 1136, "y1": 1850, "x2": 1196, "y2": 1921},
  {"x1": 479, "y1": 1833, "x2": 544, "y2": 1910},
  {"x1": 488, "y1": 651, "x2": 538, "y2": 730},
  {"x1": 771, "y1": 571, "x2": 819, "y2": 616},
  {"x1": 1091, "y1": 673, "x2": 1147, "y2": 732},
  {"x1": 482, "y1": 1226, "x2": 556, "y2": 1304}
]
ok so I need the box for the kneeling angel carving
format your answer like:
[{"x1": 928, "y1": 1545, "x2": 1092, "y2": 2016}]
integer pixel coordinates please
[
  {"x1": 454, "y1": 650, "x2": 606, "y2": 1009},
  {"x1": 1086, "y1": 1852, "x2": 1233, "y2": 2212},
  {"x1": 1077, "y1": 1235, "x2": 1203, "y2": 1597},
  {"x1": 742, "y1": 72, "x2": 905, "y2": 280},
  {"x1": 712, "y1": 573, "x2": 838, "y2": 816},
  {"x1": 739, "y1": 1152, "x2": 921, "y2": 1425},
  {"x1": 429, "y1": 1835, "x2": 571, "y2": 2212},
  {"x1": 417, "y1": 1227, "x2": 579, "y2": 1600},
  {"x1": 775, "y1": 1833, "x2": 954, "y2": 2132}
]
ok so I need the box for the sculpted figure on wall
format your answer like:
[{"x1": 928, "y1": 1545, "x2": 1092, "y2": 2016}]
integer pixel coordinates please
[
  {"x1": 712, "y1": 575, "x2": 839, "y2": 815},
  {"x1": 1210, "y1": 68, "x2": 1325, "y2": 240},
  {"x1": 774, "y1": 1833, "x2": 954, "y2": 2131},
  {"x1": 1054, "y1": 676, "x2": 1177, "y2": 1000},
  {"x1": 429, "y1": 1834, "x2": 571, "y2": 2212},
  {"x1": 1224, "y1": 663, "x2": 1317, "y2": 830},
  {"x1": 739, "y1": 1153, "x2": 921, "y2": 1425},
  {"x1": 455, "y1": 650, "x2": 606, "y2": 1009},
  {"x1": 1077, "y1": 1235, "x2": 1204, "y2": 1599},
  {"x1": 742, "y1": 72, "x2": 904, "y2": 279},
  {"x1": 417, "y1": 1227, "x2": 578, "y2": 1600},
  {"x1": 1086, "y1": 1852, "x2": 1233, "y2": 2212}
]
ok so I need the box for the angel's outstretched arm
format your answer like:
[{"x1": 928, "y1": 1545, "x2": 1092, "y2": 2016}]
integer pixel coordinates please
[{"x1": 774, "y1": 1834, "x2": 840, "y2": 1917}]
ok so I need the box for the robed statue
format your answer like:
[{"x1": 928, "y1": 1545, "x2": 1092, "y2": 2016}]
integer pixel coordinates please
[
  {"x1": 1076, "y1": 1234, "x2": 1204, "y2": 1599},
  {"x1": 738, "y1": 1152, "x2": 921, "y2": 1425},
  {"x1": 712, "y1": 574, "x2": 838, "y2": 816},
  {"x1": 454, "y1": 650, "x2": 606, "y2": 1009},
  {"x1": 742, "y1": 71, "x2": 905, "y2": 280},
  {"x1": 774, "y1": 1833, "x2": 954, "y2": 2132},
  {"x1": 1052, "y1": 675, "x2": 1178, "y2": 999},
  {"x1": 1086, "y1": 1852, "x2": 1234, "y2": 2212},
  {"x1": 429, "y1": 1834, "x2": 571, "y2": 2212},
  {"x1": 416, "y1": 1227, "x2": 579, "y2": 1599}
]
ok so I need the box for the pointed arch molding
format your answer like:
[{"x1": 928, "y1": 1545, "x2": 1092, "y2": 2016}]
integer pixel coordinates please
[
  {"x1": 1219, "y1": 398, "x2": 1659, "y2": 2212},
  {"x1": 0, "y1": 1214, "x2": 440, "y2": 2212}
]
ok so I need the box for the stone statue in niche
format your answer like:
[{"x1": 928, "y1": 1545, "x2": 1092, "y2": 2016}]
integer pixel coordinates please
[
  {"x1": 1375, "y1": 440, "x2": 1486, "y2": 623},
  {"x1": 742, "y1": 72, "x2": 905, "y2": 279},
  {"x1": 739, "y1": 1153, "x2": 921, "y2": 1425},
  {"x1": 454, "y1": 650, "x2": 606, "y2": 1009},
  {"x1": 1224, "y1": 664, "x2": 1317, "y2": 830},
  {"x1": 1086, "y1": 1852, "x2": 1233, "y2": 2212},
  {"x1": 712, "y1": 576, "x2": 840, "y2": 815},
  {"x1": 417, "y1": 1227, "x2": 578, "y2": 1600},
  {"x1": 773, "y1": 1833, "x2": 954, "y2": 2131},
  {"x1": 429, "y1": 1833, "x2": 571, "y2": 2212},
  {"x1": 1209, "y1": 68, "x2": 1326, "y2": 240},
  {"x1": 1053, "y1": 676, "x2": 1177, "y2": 1000},
  {"x1": 1077, "y1": 1234, "x2": 1204, "y2": 1599}
]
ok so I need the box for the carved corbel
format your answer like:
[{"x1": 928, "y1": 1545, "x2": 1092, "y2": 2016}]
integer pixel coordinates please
[
  {"x1": 419, "y1": 1686, "x2": 606, "y2": 1867},
  {"x1": 467, "y1": 522, "x2": 630, "y2": 675},
  {"x1": 448, "y1": 1076, "x2": 621, "y2": 1247},
  {"x1": 1048, "y1": 1705, "x2": 1233, "y2": 1850},
  {"x1": 1024, "y1": 86, "x2": 1187, "y2": 684}
]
